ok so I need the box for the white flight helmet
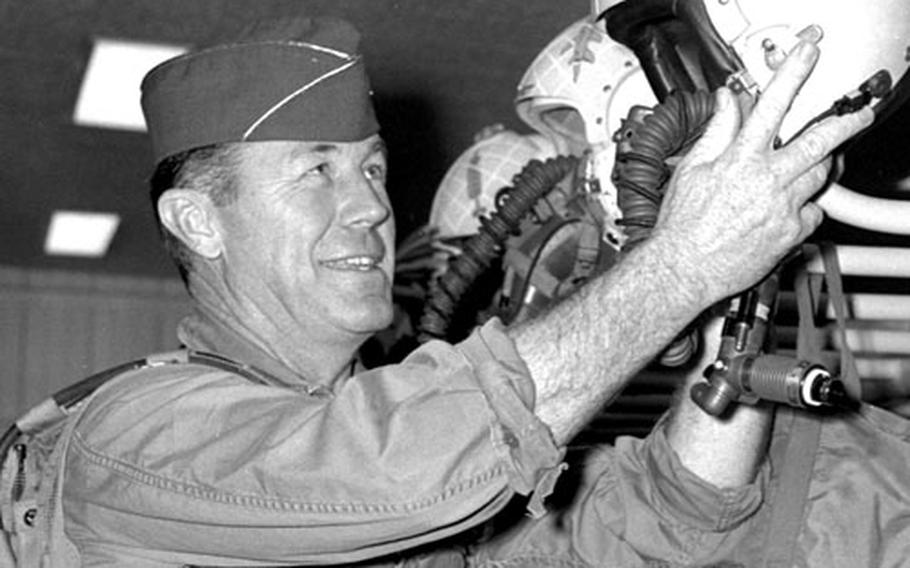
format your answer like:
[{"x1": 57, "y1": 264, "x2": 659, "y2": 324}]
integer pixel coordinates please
[
  {"x1": 601, "y1": 0, "x2": 910, "y2": 233},
  {"x1": 701, "y1": 0, "x2": 909, "y2": 142},
  {"x1": 706, "y1": 0, "x2": 910, "y2": 232},
  {"x1": 428, "y1": 127, "x2": 557, "y2": 240},
  {"x1": 514, "y1": 14, "x2": 657, "y2": 246}
]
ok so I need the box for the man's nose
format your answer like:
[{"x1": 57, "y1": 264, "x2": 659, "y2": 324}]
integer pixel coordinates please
[{"x1": 342, "y1": 172, "x2": 391, "y2": 228}]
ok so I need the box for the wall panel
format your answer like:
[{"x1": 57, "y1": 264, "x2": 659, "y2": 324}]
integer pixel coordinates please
[{"x1": 0, "y1": 265, "x2": 191, "y2": 425}]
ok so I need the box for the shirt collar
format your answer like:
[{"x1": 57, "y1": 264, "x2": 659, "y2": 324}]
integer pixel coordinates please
[{"x1": 177, "y1": 307, "x2": 337, "y2": 396}]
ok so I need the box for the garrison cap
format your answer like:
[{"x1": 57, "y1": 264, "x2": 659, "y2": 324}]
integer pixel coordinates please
[{"x1": 140, "y1": 17, "x2": 379, "y2": 164}]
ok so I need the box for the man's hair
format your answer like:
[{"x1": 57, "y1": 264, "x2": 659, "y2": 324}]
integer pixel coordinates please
[{"x1": 149, "y1": 144, "x2": 242, "y2": 285}]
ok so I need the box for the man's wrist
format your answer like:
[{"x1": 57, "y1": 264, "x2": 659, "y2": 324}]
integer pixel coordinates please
[{"x1": 629, "y1": 233, "x2": 715, "y2": 315}]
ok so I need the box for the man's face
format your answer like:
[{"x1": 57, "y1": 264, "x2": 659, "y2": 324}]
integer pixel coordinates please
[{"x1": 214, "y1": 135, "x2": 395, "y2": 344}]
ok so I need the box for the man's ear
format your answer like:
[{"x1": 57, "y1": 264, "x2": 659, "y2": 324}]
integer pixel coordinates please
[{"x1": 157, "y1": 189, "x2": 224, "y2": 259}]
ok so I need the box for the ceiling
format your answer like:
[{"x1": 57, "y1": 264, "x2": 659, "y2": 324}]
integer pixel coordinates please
[{"x1": 1, "y1": 0, "x2": 909, "y2": 281}]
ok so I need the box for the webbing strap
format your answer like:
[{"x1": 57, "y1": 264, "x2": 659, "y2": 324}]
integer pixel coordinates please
[
  {"x1": 760, "y1": 257, "x2": 823, "y2": 568},
  {"x1": 819, "y1": 243, "x2": 862, "y2": 398},
  {"x1": 761, "y1": 243, "x2": 859, "y2": 567}
]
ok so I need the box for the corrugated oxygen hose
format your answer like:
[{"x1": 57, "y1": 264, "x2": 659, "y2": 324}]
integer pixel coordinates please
[
  {"x1": 614, "y1": 90, "x2": 715, "y2": 366},
  {"x1": 417, "y1": 155, "x2": 579, "y2": 343}
]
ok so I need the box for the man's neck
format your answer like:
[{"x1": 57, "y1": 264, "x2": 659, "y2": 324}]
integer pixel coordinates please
[{"x1": 189, "y1": 275, "x2": 364, "y2": 389}]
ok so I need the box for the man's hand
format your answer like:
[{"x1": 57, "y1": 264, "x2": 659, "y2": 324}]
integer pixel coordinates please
[
  {"x1": 519, "y1": 29, "x2": 873, "y2": 446},
  {"x1": 653, "y1": 32, "x2": 874, "y2": 307}
]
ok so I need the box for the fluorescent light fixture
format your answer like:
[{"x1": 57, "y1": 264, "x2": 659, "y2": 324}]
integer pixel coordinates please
[
  {"x1": 73, "y1": 38, "x2": 187, "y2": 131},
  {"x1": 45, "y1": 210, "x2": 121, "y2": 257}
]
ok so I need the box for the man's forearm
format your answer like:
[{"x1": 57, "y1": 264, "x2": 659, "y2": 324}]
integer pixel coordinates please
[
  {"x1": 510, "y1": 234, "x2": 709, "y2": 445},
  {"x1": 666, "y1": 391, "x2": 774, "y2": 488},
  {"x1": 665, "y1": 317, "x2": 775, "y2": 487}
]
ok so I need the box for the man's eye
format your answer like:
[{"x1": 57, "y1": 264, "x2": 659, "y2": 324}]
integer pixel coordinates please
[
  {"x1": 365, "y1": 163, "x2": 386, "y2": 181},
  {"x1": 304, "y1": 163, "x2": 331, "y2": 178}
]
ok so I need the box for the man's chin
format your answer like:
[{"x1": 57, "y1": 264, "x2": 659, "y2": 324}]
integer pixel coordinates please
[{"x1": 347, "y1": 302, "x2": 394, "y2": 336}]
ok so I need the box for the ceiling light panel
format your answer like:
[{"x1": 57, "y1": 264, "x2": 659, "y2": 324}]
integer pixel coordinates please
[
  {"x1": 73, "y1": 38, "x2": 187, "y2": 131},
  {"x1": 44, "y1": 210, "x2": 121, "y2": 257}
]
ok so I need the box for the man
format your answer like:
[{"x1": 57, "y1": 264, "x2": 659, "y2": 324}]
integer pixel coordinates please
[{"x1": 48, "y1": 16, "x2": 869, "y2": 567}]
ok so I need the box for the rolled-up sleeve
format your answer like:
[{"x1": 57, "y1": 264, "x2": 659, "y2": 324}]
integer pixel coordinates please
[
  {"x1": 62, "y1": 318, "x2": 565, "y2": 566},
  {"x1": 471, "y1": 417, "x2": 768, "y2": 567}
]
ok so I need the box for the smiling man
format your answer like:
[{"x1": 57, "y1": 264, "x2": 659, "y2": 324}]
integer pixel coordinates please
[
  {"x1": 158, "y1": 137, "x2": 395, "y2": 387},
  {"x1": 44, "y1": 14, "x2": 872, "y2": 568}
]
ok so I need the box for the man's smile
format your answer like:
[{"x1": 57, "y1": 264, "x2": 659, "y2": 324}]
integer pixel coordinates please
[{"x1": 320, "y1": 255, "x2": 383, "y2": 271}]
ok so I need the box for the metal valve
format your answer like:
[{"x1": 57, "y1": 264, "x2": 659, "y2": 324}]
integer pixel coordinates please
[{"x1": 689, "y1": 271, "x2": 852, "y2": 416}]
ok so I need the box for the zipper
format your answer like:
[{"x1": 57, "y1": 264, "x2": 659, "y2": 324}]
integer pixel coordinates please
[{"x1": 11, "y1": 443, "x2": 26, "y2": 502}]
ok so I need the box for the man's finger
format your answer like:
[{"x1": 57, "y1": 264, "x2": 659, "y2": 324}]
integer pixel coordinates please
[
  {"x1": 682, "y1": 88, "x2": 740, "y2": 166},
  {"x1": 796, "y1": 201, "x2": 825, "y2": 243},
  {"x1": 786, "y1": 159, "x2": 834, "y2": 206},
  {"x1": 739, "y1": 32, "x2": 822, "y2": 151},
  {"x1": 772, "y1": 107, "x2": 874, "y2": 183}
]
